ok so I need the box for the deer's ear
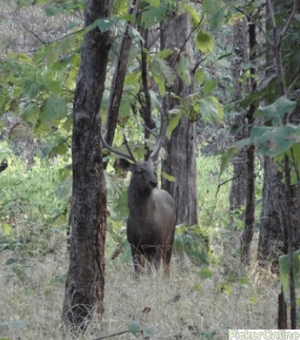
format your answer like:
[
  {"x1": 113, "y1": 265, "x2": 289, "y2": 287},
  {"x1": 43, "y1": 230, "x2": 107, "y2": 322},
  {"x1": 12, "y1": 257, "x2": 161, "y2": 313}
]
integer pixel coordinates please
[{"x1": 118, "y1": 158, "x2": 134, "y2": 171}]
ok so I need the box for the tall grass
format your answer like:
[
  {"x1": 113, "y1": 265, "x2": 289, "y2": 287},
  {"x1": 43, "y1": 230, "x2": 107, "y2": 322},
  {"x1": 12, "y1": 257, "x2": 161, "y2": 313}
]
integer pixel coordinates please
[
  {"x1": 0, "y1": 249, "x2": 279, "y2": 339},
  {"x1": 0, "y1": 151, "x2": 277, "y2": 339}
]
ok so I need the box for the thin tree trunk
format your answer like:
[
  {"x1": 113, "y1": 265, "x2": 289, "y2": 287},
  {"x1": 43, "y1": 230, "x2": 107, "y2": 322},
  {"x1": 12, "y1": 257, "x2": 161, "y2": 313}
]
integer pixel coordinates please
[
  {"x1": 104, "y1": 0, "x2": 139, "y2": 167},
  {"x1": 160, "y1": 13, "x2": 198, "y2": 226},
  {"x1": 261, "y1": 0, "x2": 299, "y2": 328},
  {"x1": 62, "y1": 0, "x2": 111, "y2": 330},
  {"x1": 240, "y1": 13, "x2": 257, "y2": 265},
  {"x1": 229, "y1": 18, "x2": 248, "y2": 220},
  {"x1": 140, "y1": 27, "x2": 156, "y2": 160}
]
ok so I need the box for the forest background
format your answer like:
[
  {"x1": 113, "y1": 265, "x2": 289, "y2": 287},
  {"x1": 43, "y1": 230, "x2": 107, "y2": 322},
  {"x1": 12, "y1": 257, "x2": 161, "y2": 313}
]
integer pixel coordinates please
[{"x1": 1, "y1": 0, "x2": 300, "y2": 338}]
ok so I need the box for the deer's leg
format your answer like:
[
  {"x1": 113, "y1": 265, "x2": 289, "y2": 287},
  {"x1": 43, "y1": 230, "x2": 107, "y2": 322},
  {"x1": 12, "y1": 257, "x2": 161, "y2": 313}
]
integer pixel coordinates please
[
  {"x1": 152, "y1": 250, "x2": 162, "y2": 273},
  {"x1": 148, "y1": 245, "x2": 162, "y2": 274},
  {"x1": 162, "y1": 245, "x2": 173, "y2": 276},
  {"x1": 131, "y1": 247, "x2": 144, "y2": 276},
  {"x1": 142, "y1": 246, "x2": 161, "y2": 274}
]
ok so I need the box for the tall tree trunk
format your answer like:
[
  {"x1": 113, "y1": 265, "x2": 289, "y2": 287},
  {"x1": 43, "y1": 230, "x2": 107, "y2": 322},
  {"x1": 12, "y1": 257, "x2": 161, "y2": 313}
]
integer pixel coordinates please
[
  {"x1": 240, "y1": 12, "x2": 257, "y2": 265},
  {"x1": 258, "y1": 0, "x2": 300, "y2": 328},
  {"x1": 160, "y1": 13, "x2": 198, "y2": 226},
  {"x1": 229, "y1": 19, "x2": 248, "y2": 222},
  {"x1": 139, "y1": 27, "x2": 156, "y2": 160},
  {"x1": 62, "y1": 0, "x2": 111, "y2": 330}
]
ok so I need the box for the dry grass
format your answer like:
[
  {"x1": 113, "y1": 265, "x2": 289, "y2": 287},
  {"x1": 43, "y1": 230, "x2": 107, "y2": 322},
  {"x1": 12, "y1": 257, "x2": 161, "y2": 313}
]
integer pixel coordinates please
[{"x1": 0, "y1": 244, "x2": 280, "y2": 340}]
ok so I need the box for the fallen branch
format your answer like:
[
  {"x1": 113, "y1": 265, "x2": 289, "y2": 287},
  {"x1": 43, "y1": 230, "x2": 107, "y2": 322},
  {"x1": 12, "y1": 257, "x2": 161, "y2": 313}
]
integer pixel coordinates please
[{"x1": 94, "y1": 329, "x2": 143, "y2": 340}]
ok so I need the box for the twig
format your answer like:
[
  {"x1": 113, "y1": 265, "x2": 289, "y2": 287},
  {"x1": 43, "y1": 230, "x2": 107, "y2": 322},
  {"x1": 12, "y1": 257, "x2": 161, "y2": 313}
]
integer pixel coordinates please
[
  {"x1": 216, "y1": 165, "x2": 245, "y2": 201},
  {"x1": 22, "y1": 25, "x2": 46, "y2": 44},
  {"x1": 22, "y1": 24, "x2": 84, "y2": 45},
  {"x1": 279, "y1": 0, "x2": 299, "y2": 41},
  {"x1": 143, "y1": 124, "x2": 158, "y2": 137},
  {"x1": 175, "y1": 18, "x2": 203, "y2": 65},
  {"x1": 192, "y1": 57, "x2": 207, "y2": 74},
  {"x1": 234, "y1": 6, "x2": 271, "y2": 47},
  {"x1": 94, "y1": 330, "x2": 142, "y2": 340}
]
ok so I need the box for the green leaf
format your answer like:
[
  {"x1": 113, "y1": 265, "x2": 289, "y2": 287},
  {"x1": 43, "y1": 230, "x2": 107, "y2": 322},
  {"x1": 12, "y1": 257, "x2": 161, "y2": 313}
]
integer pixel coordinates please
[
  {"x1": 200, "y1": 330, "x2": 217, "y2": 339},
  {"x1": 184, "y1": 4, "x2": 200, "y2": 26},
  {"x1": 158, "y1": 49, "x2": 174, "y2": 59},
  {"x1": 284, "y1": 144, "x2": 300, "y2": 185},
  {"x1": 198, "y1": 96, "x2": 223, "y2": 124},
  {"x1": 240, "y1": 276, "x2": 249, "y2": 286},
  {"x1": 166, "y1": 113, "x2": 181, "y2": 139},
  {"x1": 196, "y1": 69, "x2": 205, "y2": 85},
  {"x1": 198, "y1": 267, "x2": 212, "y2": 279},
  {"x1": 140, "y1": 2, "x2": 167, "y2": 28},
  {"x1": 251, "y1": 124, "x2": 299, "y2": 157},
  {"x1": 114, "y1": 0, "x2": 129, "y2": 14},
  {"x1": 202, "y1": 0, "x2": 224, "y2": 29},
  {"x1": 255, "y1": 96, "x2": 297, "y2": 126},
  {"x1": 44, "y1": 80, "x2": 61, "y2": 95},
  {"x1": 154, "y1": 75, "x2": 166, "y2": 96},
  {"x1": 124, "y1": 72, "x2": 140, "y2": 86},
  {"x1": 58, "y1": 165, "x2": 73, "y2": 181},
  {"x1": 151, "y1": 56, "x2": 175, "y2": 86},
  {"x1": 40, "y1": 96, "x2": 68, "y2": 124},
  {"x1": 22, "y1": 79, "x2": 43, "y2": 98},
  {"x1": 119, "y1": 97, "x2": 131, "y2": 118},
  {"x1": 175, "y1": 53, "x2": 191, "y2": 86},
  {"x1": 49, "y1": 143, "x2": 68, "y2": 158},
  {"x1": 21, "y1": 103, "x2": 39, "y2": 126},
  {"x1": 161, "y1": 172, "x2": 176, "y2": 182},
  {"x1": 279, "y1": 249, "x2": 300, "y2": 300},
  {"x1": 195, "y1": 31, "x2": 214, "y2": 55},
  {"x1": 191, "y1": 283, "x2": 202, "y2": 291},
  {"x1": 144, "y1": 0, "x2": 160, "y2": 8},
  {"x1": 144, "y1": 325, "x2": 153, "y2": 337},
  {"x1": 128, "y1": 320, "x2": 140, "y2": 335},
  {"x1": 203, "y1": 79, "x2": 218, "y2": 95},
  {"x1": 97, "y1": 18, "x2": 119, "y2": 32},
  {"x1": 219, "y1": 147, "x2": 237, "y2": 176}
]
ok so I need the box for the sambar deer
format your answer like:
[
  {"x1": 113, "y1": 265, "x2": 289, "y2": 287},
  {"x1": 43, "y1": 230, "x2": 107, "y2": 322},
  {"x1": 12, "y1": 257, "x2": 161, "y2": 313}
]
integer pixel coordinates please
[{"x1": 100, "y1": 123, "x2": 176, "y2": 276}]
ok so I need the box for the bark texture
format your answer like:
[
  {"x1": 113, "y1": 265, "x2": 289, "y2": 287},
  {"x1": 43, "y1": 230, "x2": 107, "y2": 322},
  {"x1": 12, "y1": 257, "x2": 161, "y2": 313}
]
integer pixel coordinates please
[
  {"x1": 240, "y1": 14, "x2": 257, "y2": 265},
  {"x1": 62, "y1": 0, "x2": 110, "y2": 329},
  {"x1": 160, "y1": 13, "x2": 198, "y2": 226},
  {"x1": 229, "y1": 18, "x2": 248, "y2": 219}
]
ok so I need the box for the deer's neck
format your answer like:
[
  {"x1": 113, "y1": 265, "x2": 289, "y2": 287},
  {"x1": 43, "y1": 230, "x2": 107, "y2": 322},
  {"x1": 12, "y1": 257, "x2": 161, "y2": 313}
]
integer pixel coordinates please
[{"x1": 128, "y1": 186, "x2": 154, "y2": 216}]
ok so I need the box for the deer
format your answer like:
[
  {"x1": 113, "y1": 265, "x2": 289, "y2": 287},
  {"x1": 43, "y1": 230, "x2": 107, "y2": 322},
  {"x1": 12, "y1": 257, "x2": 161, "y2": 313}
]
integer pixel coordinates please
[{"x1": 100, "y1": 121, "x2": 176, "y2": 276}]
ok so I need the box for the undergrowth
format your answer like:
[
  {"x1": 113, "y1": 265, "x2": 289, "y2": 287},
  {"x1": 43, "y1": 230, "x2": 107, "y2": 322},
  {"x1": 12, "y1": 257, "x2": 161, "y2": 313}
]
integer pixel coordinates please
[
  {"x1": 0, "y1": 248, "x2": 279, "y2": 340},
  {"x1": 0, "y1": 147, "x2": 272, "y2": 339}
]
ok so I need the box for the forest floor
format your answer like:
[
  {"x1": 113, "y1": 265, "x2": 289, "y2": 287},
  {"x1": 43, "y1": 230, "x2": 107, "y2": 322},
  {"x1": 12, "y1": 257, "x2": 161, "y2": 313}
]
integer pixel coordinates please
[{"x1": 0, "y1": 243, "x2": 280, "y2": 340}]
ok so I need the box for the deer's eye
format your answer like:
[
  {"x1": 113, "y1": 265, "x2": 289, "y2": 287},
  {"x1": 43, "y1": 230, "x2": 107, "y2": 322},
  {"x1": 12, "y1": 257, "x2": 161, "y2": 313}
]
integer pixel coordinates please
[{"x1": 136, "y1": 168, "x2": 143, "y2": 174}]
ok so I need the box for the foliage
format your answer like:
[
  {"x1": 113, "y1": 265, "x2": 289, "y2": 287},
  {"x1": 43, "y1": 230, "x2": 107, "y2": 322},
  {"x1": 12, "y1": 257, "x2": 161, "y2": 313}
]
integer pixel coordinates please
[
  {"x1": 279, "y1": 250, "x2": 300, "y2": 304},
  {"x1": 0, "y1": 143, "x2": 71, "y2": 252},
  {"x1": 1, "y1": 0, "x2": 296, "y2": 335},
  {"x1": 174, "y1": 224, "x2": 210, "y2": 265}
]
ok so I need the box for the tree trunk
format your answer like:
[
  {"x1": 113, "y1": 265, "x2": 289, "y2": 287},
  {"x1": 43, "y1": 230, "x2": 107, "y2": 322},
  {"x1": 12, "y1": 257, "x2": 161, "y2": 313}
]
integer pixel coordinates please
[
  {"x1": 160, "y1": 13, "x2": 198, "y2": 226},
  {"x1": 139, "y1": 27, "x2": 156, "y2": 160},
  {"x1": 62, "y1": 0, "x2": 110, "y2": 330},
  {"x1": 229, "y1": 19, "x2": 248, "y2": 221},
  {"x1": 240, "y1": 12, "x2": 257, "y2": 265}
]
